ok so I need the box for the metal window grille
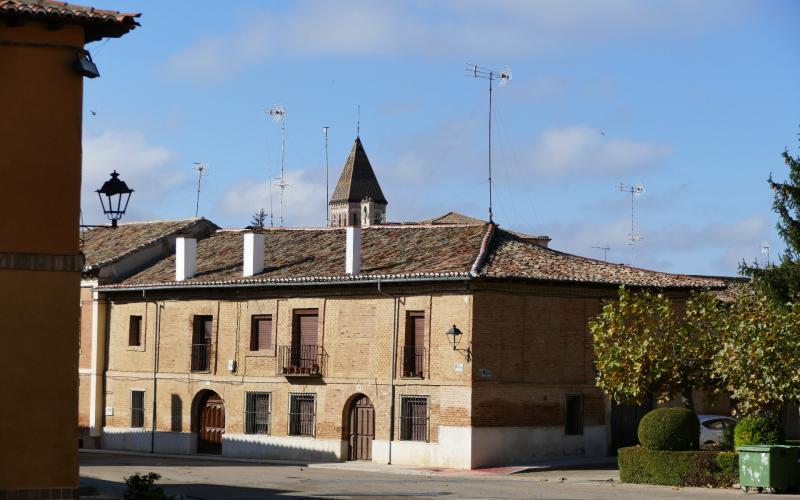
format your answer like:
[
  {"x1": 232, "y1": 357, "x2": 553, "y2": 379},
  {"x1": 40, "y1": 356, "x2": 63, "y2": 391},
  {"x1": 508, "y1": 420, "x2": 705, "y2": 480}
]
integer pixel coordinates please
[
  {"x1": 289, "y1": 393, "x2": 315, "y2": 437},
  {"x1": 565, "y1": 394, "x2": 584, "y2": 435},
  {"x1": 399, "y1": 396, "x2": 428, "y2": 442},
  {"x1": 250, "y1": 315, "x2": 272, "y2": 351},
  {"x1": 244, "y1": 392, "x2": 270, "y2": 435},
  {"x1": 128, "y1": 315, "x2": 142, "y2": 346},
  {"x1": 131, "y1": 390, "x2": 145, "y2": 428}
]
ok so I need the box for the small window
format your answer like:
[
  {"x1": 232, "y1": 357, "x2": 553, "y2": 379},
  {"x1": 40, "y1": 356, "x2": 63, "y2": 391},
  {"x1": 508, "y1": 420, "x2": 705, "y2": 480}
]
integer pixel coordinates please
[
  {"x1": 131, "y1": 390, "x2": 145, "y2": 428},
  {"x1": 250, "y1": 315, "x2": 273, "y2": 352},
  {"x1": 245, "y1": 392, "x2": 270, "y2": 434},
  {"x1": 128, "y1": 315, "x2": 142, "y2": 346},
  {"x1": 400, "y1": 396, "x2": 428, "y2": 441},
  {"x1": 565, "y1": 394, "x2": 584, "y2": 435},
  {"x1": 289, "y1": 393, "x2": 315, "y2": 437}
]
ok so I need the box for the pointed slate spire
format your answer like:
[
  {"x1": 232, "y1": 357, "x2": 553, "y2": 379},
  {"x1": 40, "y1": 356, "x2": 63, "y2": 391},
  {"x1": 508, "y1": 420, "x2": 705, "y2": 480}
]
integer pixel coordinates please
[{"x1": 329, "y1": 137, "x2": 387, "y2": 205}]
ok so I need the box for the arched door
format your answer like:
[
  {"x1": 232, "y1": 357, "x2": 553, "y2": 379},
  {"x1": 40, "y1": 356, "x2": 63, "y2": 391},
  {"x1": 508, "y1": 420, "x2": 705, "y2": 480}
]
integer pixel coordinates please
[
  {"x1": 197, "y1": 392, "x2": 225, "y2": 454},
  {"x1": 348, "y1": 395, "x2": 375, "y2": 461}
]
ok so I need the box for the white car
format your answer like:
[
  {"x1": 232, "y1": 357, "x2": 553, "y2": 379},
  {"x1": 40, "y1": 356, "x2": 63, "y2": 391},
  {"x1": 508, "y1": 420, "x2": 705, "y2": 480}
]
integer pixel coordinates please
[{"x1": 699, "y1": 415, "x2": 737, "y2": 449}]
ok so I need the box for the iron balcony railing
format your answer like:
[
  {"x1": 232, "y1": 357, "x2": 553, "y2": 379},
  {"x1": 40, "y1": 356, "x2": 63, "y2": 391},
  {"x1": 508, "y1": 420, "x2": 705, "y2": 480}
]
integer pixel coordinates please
[
  {"x1": 278, "y1": 344, "x2": 325, "y2": 376},
  {"x1": 191, "y1": 343, "x2": 211, "y2": 372},
  {"x1": 402, "y1": 346, "x2": 426, "y2": 378}
]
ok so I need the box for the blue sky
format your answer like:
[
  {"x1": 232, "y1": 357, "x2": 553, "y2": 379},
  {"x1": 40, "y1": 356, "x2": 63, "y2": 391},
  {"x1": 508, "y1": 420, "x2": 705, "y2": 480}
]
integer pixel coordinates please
[{"x1": 81, "y1": 0, "x2": 800, "y2": 276}]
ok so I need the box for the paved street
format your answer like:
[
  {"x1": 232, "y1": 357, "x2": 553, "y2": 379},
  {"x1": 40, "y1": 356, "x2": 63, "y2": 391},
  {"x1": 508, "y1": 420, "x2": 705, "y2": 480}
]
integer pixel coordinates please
[{"x1": 79, "y1": 451, "x2": 796, "y2": 499}]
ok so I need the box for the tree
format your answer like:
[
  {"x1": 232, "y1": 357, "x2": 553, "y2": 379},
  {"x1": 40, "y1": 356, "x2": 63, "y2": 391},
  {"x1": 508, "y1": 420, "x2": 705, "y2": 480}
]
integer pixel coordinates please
[
  {"x1": 741, "y1": 133, "x2": 800, "y2": 303},
  {"x1": 250, "y1": 208, "x2": 268, "y2": 229},
  {"x1": 590, "y1": 287, "x2": 721, "y2": 410},
  {"x1": 712, "y1": 286, "x2": 800, "y2": 417}
]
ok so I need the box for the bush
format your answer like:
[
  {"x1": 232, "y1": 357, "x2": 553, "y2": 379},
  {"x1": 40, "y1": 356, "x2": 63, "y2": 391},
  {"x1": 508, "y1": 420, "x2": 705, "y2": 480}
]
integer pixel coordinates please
[
  {"x1": 618, "y1": 447, "x2": 739, "y2": 487},
  {"x1": 734, "y1": 415, "x2": 784, "y2": 448},
  {"x1": 638, "y1": 407, "x2": 699, "y2": 451},
  {"x1": 123, "y1": 472, "x2": 174, "y2": 500}
]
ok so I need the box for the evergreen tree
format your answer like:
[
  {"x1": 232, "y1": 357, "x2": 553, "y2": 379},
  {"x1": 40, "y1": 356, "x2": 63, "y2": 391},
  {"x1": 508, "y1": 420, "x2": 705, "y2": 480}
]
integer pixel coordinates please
[
  {"x1": 250, "y1": 208, "x2": 268, "y2": 229},
  {"x1": 741, "y1": 132, "x2": 800, "y2": 303}
]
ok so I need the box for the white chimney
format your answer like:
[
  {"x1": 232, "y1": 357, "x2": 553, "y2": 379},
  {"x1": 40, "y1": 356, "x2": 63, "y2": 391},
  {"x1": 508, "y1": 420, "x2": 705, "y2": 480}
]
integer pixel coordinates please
[
  {"x1": 346, "y1": 226, "x2": 361, "y2": 275},
  {"x1": 175, "y1": 237, "x2": 197, "y2": 281},
  {"x1": 243, "y1": 232, "x2": 265, "y2": 277}
]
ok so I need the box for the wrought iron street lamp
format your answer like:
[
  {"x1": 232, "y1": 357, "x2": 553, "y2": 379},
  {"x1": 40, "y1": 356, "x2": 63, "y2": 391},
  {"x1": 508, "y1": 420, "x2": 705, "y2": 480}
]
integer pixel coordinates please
[
  {"x1": 445, "y1": 324, "x2": 471, "y2": 361},
  {"x1": 90, "y1": 170, "x2": 133, "y2": 228}
]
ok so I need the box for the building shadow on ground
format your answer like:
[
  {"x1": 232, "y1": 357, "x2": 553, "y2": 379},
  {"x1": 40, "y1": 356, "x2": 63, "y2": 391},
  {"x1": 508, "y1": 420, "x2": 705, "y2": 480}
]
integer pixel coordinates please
[{"x1": 80, "y1": 476, "x2": 316, "y2": 500}]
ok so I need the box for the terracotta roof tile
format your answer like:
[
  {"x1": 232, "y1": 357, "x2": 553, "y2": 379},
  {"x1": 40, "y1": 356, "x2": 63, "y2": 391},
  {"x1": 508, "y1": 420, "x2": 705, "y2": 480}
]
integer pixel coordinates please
[
  {"x1": 81, "y1": 218, "x2": 216, "y2": 273},
  {"x1": 101, "y1": 223, "x2": 729, "y2": 291},
  {"x1": 481, "y1": 229, "x2": 726, "y2": 288},
  {"x1": 0, "y1": 0, "x2": 140, "y2": 42},
  {"x1": 109, "y1": 224, "x2": 487, "y2": 288}
]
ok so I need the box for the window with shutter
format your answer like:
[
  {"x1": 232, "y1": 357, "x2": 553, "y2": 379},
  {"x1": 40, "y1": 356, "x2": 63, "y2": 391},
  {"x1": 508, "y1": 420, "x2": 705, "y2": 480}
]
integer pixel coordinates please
[
  {"x1": 403, "y1": 312, "x2": 425, "y2": 377},
  {"x1": 250, "y1": 315, "x2": 273, "y2": 352}
]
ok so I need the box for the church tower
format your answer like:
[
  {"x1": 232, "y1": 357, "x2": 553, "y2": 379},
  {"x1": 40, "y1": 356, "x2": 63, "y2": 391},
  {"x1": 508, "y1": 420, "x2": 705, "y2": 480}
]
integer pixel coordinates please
[{"x1": 328, "y1": 137, "x2": 387, "y2": 227}]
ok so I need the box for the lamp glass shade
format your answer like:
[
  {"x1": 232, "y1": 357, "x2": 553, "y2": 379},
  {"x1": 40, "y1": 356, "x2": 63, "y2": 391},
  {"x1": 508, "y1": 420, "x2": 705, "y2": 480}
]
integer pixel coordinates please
[
  {"x1": 96, "y1": 170, "x2": 133, "y2": 223},
  {"x1": 446, "y1": 324, "x2": 463, "y2": 348}
]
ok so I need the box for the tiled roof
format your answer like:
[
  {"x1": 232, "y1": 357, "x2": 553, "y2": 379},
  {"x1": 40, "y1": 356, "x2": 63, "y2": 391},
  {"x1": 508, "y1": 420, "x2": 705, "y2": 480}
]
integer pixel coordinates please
[
  {"x1": 81, "y1": 218, "x2": 217, "y2": 273},
  {"x1": 421, "y1": 211, "x2": 485, "y2": 225},
  {"x1": 329, "y1": 137, "x2": 387, "y2": 205},
  {"x1": 102, "y1": 223, "x2": 728, "y2": 290},
  {"x1": 108, "y1": 224, "x2": 487, "y2": 288},
  {"x1": 0, "y1": 0, "x2": 139, "y2": 42},
  {"x1": 481, "y1": 229, "x2": 726, "y2": 288}
]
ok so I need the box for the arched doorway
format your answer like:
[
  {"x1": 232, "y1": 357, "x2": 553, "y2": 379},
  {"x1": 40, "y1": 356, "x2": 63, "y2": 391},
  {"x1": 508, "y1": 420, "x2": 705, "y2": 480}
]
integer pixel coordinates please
[
  {"x1": 193, "y1": 390, "x2": 225, "y2": 454},
  {"x1": 346, "y1": 394, "x2": 375, "y2": 461}
]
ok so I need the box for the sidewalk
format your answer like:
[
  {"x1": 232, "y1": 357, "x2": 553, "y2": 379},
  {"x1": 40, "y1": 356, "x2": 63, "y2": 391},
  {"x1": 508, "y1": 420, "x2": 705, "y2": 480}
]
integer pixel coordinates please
[{"x1": 81, "y1": 449, "x2": 617, "y2": 476}]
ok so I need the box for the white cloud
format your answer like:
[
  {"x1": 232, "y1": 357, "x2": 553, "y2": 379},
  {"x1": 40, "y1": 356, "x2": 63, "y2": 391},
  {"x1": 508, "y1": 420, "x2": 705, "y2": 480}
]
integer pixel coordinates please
[
  {"x1": 162, "y1": 0, "x2": 750, "y2": 83},
  {"x1": 217, "y1": 170, "x2": 327, "y2": 227},
  {"x1": 82, "y1": 130, "x2": 184, "y2": 222},
  {"x1": 526, "y1": 126, "x2": 673, "y2": 177}
]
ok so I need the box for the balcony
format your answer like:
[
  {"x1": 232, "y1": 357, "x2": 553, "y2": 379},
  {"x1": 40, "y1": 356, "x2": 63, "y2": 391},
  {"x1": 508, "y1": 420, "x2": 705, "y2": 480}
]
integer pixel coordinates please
[
  {"x1": 402, "y1": 346, "x2": 425, "y2": 378},
  {"x1": 278, "y1": 344, "x2": 325, "y2": 377},
  {"x1": 191, "y1": 343, "x2": 211, "y2": 372}
]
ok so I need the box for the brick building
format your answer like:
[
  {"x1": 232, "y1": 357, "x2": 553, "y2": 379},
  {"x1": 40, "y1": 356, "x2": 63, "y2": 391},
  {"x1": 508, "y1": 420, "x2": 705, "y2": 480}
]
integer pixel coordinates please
[
  {"x1": 79, "y1": 218, "x2": 218, "y2": 447},
  {"x1": 86, "y1": 213, "x2": 726, "y2": 467}
]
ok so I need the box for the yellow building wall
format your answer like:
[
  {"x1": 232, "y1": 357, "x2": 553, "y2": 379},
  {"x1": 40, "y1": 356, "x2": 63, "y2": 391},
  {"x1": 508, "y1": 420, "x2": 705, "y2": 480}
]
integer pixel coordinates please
[{"x1": 0, "y1": 21, "x2": 85, "y2": 493}]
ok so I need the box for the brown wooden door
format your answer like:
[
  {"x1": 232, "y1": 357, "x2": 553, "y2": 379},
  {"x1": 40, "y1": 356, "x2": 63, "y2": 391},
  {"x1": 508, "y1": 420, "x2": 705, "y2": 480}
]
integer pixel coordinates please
[
  {"x1": 198, "y1": 393, "x2": 224, "y2": 454},
  {"x1": 348, "y1": 395, "x2": 375, "y2": 461}
]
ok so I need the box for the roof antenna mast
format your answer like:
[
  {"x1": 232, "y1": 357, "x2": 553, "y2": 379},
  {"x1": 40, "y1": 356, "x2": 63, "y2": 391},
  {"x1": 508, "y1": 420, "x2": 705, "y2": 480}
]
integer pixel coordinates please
[
  {"x1": 467, "y1": 64, "x2": 511, "y2": 224},
  {"x1": 268, "y1": 105, "x2": 288, "y2": 227},
  {"x1": 323, "y1": 126, "x2": 330, "y2": 226},
  {"x1": 617, "y1": 182, "x2": 645, "y2": 265},
  {"x1": 192, "y1": 162, "x2": 208, "y2": 218},
  {"x1": 592, "y1": 245, "x2": 611, "y2": 262}
]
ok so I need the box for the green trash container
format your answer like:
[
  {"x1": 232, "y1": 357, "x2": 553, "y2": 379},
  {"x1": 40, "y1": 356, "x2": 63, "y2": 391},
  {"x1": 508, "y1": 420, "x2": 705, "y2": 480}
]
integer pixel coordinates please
[{"x1": 739, "y1": 444, "x2": 798, "y2": 493}]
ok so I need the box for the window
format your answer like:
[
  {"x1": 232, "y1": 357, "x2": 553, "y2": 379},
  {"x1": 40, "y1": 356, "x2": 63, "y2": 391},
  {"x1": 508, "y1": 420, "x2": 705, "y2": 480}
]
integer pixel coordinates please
[
  {"x1": 244, "y1": 392, "x2": 270, "y2": 434},
  {"x1": 402, "y1": 312, "x2": 425, "y2": 378},
  {"x1": 191, "y1": 315, "x2": 213, "y2": 372},
  {"x1": 400, "y1": 396, "x2": 428, "y2": 441},
  {"x1": 250, "y1": 315, "x2": 273, "y2": 352},
  {"x1": 131, "y1": 390, "x2": 145, "y2": 428},
  {"x1": 565, "y1": 394, "x2": 584, "y2": 435},
  {"x1": 128, "y1": 315, "x2": 142, "y2": 346},
  {"x1": 289, "y1": 393, "x2": 315, "y2": 436}
]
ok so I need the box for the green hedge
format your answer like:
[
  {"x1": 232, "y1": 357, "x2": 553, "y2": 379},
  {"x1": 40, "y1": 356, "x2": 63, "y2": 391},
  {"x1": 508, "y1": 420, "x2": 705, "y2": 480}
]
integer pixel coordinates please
[
  {"x1": 734, "y1": 415, "x2": 783, "y2": 448},
  {"x1": 618, "y1": 446, "x2": 739, "y2": 487},
  {"x1": 638, "y1": 407, "x2": 700, "y2": 451}
]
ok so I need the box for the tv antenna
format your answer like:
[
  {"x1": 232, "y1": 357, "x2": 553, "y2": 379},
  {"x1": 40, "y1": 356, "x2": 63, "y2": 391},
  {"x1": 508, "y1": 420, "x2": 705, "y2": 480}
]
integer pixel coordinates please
[
  {"x1": 592, "y1": 245, "x2": 611, "y2": 262},
  {"x1": 466, "y1": 63, "x2": 511, "y2": 224},
  {"x1": 323, "y1": 126, "x2": 330, "y2": 226},
  {"x1": 761, "y1": 242, "x2": 771, "y2": 267},
  {"x1": 268, "y1": 104, "x2": 288, "y2": 227},
  {"x1": 192, "y1": 162, "x2": 208, "y2": 217},
  {"x1": 618, "y1": 182, "x2": 645, "y2": 265}
]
